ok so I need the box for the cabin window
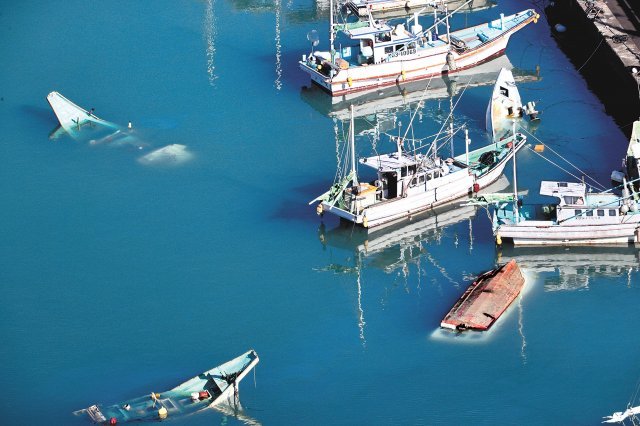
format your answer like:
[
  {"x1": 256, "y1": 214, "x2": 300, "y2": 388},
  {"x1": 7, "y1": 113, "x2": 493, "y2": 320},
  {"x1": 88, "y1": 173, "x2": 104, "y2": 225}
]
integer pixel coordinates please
[
  {"x1": 419, "y1": 175, "x2": 425, "y2": 184},
  {"x1": 586, "y1": 210, "x2": 593, "y2": 217},
  {"x1": 575, "y1": 209, "x2": 582, "y2": 216},
  {"x1": 395, "y1": 44, "x2": 404, "y2": 51},
  {"x1": 385, "y1": 46, "x2": 393, "y2": 54},
  {"x1": 609, "y1": 209, "x2": 617, "y2": 216},
  {"x1": 401, "y1": 167, "x2": 407, "y2": 177},
  {"x1": 597, "y1": 210, "x2": 605, "y2": 216},
  {"x1": 410, "y1": 178, "x2": 417, "y2": 187},
  {"x1": 558, "y1": 182, "x2": 568, "y2": 187},
  {"x1": 564, "y1": 196, "x2": 583, "y2": 205},
  {"x1": 408, "y1": 42, "x2": 416, "y2": 49}
]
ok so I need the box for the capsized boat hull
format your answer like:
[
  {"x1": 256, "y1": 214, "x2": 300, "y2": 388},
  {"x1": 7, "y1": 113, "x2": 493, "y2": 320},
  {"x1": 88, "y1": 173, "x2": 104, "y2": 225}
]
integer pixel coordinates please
[
  {"x1": 75, "y1": 350, "x2": 259, "y2": 424},
  {"x1": 441, "y1": 259, "x2": 524, "y2": 331},
  {"x1": 299, "y1": 10, "x2": 537, "y2": 96}
]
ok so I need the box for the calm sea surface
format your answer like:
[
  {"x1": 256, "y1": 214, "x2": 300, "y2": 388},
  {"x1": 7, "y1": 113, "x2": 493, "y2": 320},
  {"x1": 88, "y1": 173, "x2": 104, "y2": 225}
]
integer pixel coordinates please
[{"x1": 1, "y1": 1, "x2": 639, "y2": 425}]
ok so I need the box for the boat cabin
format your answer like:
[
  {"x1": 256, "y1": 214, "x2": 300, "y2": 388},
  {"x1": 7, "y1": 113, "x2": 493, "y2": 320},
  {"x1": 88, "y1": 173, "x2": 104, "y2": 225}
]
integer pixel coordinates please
[
  {"x1": 340, "y1": 21, "x2": 425, "y2": 65},
  {"x1": 539, "y1": 181, "x2": 626, "y2": 224},
  {"x1": 358, "y1": 150, "x2": 466, "y2": 202}
]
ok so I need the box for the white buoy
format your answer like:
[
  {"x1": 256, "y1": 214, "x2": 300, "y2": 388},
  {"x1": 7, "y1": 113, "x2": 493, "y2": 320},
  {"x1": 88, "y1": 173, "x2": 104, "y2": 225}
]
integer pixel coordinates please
[
  {"x1": 554, "y1": 23, "x2": 567, "y2": 33},
  {"x1": 128, "y1": 121, "x2": 132, "y2": 129}
]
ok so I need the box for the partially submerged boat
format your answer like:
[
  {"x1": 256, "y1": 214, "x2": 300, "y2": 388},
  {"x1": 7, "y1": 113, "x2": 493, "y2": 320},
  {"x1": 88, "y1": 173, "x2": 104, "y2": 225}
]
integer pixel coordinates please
[
  {"x1": 310, "y1": 93, "x2": 526, "y2": 229},
  {"x1": 75, "y1": 350, "x2": 259, "y2": 424},
  {"x1": 46, "y1": 91, "x2": 142, "y2": 148},
  {"x1": 299, "y1": 0, "x2": 538, "y2": 96},
  {"x1": 137, "y1": 144, "x2": 193, "y2": 166},
  {"x1": 603, "y1": 405, "x2": 640, "y2": 423},
  {"x1": 486, "y1": 68, "x2": 539, "y2": 141},
  {"x1": 441, "y1": 259, "x2": 524, "y2": 331}
]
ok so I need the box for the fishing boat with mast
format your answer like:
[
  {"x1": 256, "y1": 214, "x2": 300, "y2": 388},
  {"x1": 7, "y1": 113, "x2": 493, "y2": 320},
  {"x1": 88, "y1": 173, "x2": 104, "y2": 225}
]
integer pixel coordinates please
[
  {"x1": 488, "y1": 123, "x2": 640, "y2": 245},
  {"x1": 299, "y1": 0, "x2": 538, "y2": 96},
  {"x1": 310, "y1": 90, "x2": 527, "y2": 229}
]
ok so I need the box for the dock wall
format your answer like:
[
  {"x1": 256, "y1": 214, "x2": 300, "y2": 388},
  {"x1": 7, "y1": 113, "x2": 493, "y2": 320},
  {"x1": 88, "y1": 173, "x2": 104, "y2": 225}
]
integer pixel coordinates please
[{"x1": 545, "y1": 0, "x2": 640, "y2": 136}]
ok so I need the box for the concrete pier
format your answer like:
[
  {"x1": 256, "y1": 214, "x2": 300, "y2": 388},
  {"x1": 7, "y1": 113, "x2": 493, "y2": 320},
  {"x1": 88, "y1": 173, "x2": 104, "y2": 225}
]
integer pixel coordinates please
[{"x1": 546, "y1": 0, "x2": 640, "y2": 136}]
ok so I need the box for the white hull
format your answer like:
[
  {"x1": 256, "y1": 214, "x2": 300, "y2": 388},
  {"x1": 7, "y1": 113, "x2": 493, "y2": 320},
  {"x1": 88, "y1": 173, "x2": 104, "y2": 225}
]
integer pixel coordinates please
[
  {"x1": 324, "y1": 141, "x2": 520, "y2": 228},
  {"x1": 211, "y1": 355, "x2": 259, "y2": 407},
  {"x1": 300, "y1": 9, "x2": 537, "y2": 96},
  {"x1": 303, "y1": 38, "x2": 509, "y2": 96},
  {"x1": 498, "y1": 221, "x2": 640, "y2": 245}
]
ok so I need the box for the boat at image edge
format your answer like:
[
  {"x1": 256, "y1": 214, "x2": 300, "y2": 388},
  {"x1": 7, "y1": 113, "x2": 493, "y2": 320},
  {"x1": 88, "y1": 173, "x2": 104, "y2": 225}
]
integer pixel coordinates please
[
  {"x1": 441, "y1": 259, "x2": 524, "y2": 331},
  {"x1": 344, "y1": 0, "x2": 496, "y2": 20},
  {"x1": 299, "y1": 0, "x2": 539, "y2": 96},
  {"x1": 490, "y1": 123, "x2": 640, "y2": 246},
  {"x1": 74, "y1": 350, "x2": 259, "y2": 424}
]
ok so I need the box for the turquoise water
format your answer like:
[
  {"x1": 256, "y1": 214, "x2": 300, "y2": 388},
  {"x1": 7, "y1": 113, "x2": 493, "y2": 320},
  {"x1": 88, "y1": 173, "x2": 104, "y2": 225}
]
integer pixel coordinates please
[{"x1": 1, "y1": 1, "x2": 639, "y2": 425}]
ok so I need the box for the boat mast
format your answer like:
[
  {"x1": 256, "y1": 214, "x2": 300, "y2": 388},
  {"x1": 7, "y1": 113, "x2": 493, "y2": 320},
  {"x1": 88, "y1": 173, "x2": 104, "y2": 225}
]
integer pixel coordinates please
[
  {"x1": 330, "y1": 0, "x2": 335, "y2": 63},
  {"x1": 444, "y1": 3, "x2": 451, "y2": 49},
  {"x1": 350, "y1": 105, "x2": 358, "y2": 186},
  {"x1": 512, "y1": 120, "x2": 519, "y2": 223},
  {"x1": 465, "y1": 128, "x2": 470, "y2": 166}
]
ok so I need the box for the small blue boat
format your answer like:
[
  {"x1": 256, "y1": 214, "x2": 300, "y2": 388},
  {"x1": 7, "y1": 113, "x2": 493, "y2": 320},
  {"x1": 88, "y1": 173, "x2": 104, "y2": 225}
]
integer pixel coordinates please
[{"x1": 75, "y1": 350, "x2": 259, "y2": 424}]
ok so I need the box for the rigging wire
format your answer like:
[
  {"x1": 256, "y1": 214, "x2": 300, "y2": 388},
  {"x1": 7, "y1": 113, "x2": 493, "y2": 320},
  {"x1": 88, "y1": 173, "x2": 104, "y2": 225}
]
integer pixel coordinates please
[{"x1": 519, "y1": 126, "x2": 607, "y2": 190}]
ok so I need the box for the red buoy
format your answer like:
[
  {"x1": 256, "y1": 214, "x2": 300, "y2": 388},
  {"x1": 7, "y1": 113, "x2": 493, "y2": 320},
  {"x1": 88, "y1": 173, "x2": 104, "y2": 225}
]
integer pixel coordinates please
[
  {"x1": 473, "y1": 183, "x2": 480, "y2": 192},
  {"x1": 110, "y1": 418, "x2": 117, "y2": 425}
]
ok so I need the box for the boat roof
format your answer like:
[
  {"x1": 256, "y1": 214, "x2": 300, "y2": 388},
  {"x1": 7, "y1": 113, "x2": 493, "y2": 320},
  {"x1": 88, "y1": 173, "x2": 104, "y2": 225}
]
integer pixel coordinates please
[
  {"x1": 360, "y1": 153, "x2": 421, "y2": 171},
  {"x1": 343, "y1": 22, "x2": 395, "y2": 38},
  {"x1": 539, "y1": 181, "x2": 586, "y2": 198}
]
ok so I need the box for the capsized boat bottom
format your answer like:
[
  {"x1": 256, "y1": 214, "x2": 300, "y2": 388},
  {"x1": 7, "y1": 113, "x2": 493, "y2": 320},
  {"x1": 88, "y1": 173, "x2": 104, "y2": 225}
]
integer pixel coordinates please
[{"x1": 441, "y1": 259, "x2": 524, "y2": 331}]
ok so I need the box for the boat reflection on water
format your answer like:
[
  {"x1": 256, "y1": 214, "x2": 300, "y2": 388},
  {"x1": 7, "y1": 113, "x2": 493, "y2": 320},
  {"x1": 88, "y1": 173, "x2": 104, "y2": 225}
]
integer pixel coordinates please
[
  {"x1": 300, "y1": 54, "x2": 541, "y2": 126},
  {"x1": 317, "y1": 200, "x2": 481, "y2": 345},
  {"x1": 345, "y1": 0, "x2": 497, "y2": 21},
  {"x1": 214, "y1": 402, "x2": 262, "y2": 426},
  {"x1": 496, "y1": 246, "x2": 640, "y2": 292}
]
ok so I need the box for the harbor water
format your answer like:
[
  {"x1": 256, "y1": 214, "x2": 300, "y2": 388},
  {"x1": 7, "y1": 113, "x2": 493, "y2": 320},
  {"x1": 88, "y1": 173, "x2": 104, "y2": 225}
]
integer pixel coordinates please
[{"x1": 1, "y1": 0, "x2": 639, "y2": 424}]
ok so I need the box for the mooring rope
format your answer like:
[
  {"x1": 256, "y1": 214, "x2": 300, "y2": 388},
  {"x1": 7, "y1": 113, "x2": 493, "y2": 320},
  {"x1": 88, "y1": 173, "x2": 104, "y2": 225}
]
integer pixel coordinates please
[{"x1": 519, "y1": 126, "x2": 607, "y2": 190}]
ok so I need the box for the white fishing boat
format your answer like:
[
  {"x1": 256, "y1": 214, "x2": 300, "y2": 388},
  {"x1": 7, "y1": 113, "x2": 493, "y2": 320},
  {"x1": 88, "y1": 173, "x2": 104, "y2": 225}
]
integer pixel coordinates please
[
  {"x1": 490, "y1": 177, "x2": 640, "y2": 245},
  {"x1": 301, "y1": 54, "x2": 542, "y2": 122},
  {"x1": 299, "y1": 0, "x2": 538, "y2": 96},
  {"x1": 310, "y1": 100, "x2": 526, "y2": 229},
  {"x1": 486, "y1": 67, "x2": 539, "y2": 141},
  {"x1": 344, "y1": 0, "x2": 496, "y2": 20}
]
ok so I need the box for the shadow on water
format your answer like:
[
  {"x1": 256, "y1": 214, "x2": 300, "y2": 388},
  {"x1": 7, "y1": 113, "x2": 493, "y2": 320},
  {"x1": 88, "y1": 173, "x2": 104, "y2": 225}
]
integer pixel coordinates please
[
  {"x1": 544, "y1": 1, "x2": 640, "y2": 136},
  {"x1": 21, "y1": 104, "x2": 56, "y2": 127}
]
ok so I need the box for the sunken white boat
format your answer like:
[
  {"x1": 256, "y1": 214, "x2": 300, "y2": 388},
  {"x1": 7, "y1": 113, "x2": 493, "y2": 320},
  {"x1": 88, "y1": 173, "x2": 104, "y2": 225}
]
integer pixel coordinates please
[
  {"x1": 75, "y1": 350, "x2": 259, "y2": 424},
  {"x1": 486, "y1": 67, "x2": 538, "y2": 141}
]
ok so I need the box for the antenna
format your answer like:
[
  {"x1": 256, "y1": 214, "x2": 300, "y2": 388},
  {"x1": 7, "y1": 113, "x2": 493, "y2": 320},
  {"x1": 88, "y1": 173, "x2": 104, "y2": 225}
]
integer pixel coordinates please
[{"x1": 307, "y1": 30, "x2": 319, "y2": 56}]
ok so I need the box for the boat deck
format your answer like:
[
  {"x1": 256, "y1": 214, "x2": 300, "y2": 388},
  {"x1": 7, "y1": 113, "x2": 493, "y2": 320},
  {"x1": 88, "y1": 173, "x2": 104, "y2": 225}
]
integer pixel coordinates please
[{"x1": 440, "y1": 259, "x2": 524, "y2": 331}]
